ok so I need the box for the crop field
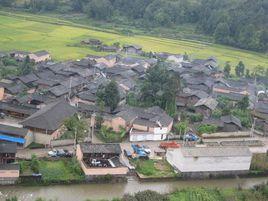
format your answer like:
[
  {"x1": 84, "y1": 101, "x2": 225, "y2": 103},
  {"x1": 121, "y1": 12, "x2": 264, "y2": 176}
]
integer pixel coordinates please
[{"x1": 0, "y1": 11, "x2": 268, "y2": 69}]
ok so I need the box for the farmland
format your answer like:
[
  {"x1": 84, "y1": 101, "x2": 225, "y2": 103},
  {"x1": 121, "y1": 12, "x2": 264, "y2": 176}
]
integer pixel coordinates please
[{"x1": 0, "y1": 11, "x2": 268, "y2": 70}]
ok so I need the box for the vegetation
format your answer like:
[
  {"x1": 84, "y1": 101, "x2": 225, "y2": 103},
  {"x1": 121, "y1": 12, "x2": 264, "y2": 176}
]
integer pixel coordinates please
[
  {"x1": 132, "y1": 159, "x2": 177, "y2": 178},
  {"x1": 139, "y1": 62, "x2": 180, "y2": 116},
  {"x1": 97, "y1": 125, "x2": 126, "y2": 143},
  {"x1": 250, "y1": 153, "x2": 268, "y2": 173},
  {"x1": 173, "y1": 121, "x2": 188, "y2": 135},
  {"x1": 197, "y1": 124, "x2": 218, "y2": 134},
  {"x1": 97, "y1": 80, "x2": 120, "y2": 111},
  {"x1": 0, "y1": 12, "x2": 267, "y2": 69},
  {"x1": 19, "y1": 158, "x2": 84, "y2": 184},
  {"x1": 8, "y1": 0, "x2": 268, "y2": 52},
  {"x1": 64, "y1": 114, "x2": 89, "y2": 142},
  {"x1": 4, "y1": 184, "x2": 268, "y2": 201}
]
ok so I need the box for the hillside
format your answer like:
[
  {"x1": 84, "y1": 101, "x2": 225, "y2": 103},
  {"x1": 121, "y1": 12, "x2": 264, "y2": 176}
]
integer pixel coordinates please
[{"x1": 0, "y1": 11, "x2": 267, "y2": 70}]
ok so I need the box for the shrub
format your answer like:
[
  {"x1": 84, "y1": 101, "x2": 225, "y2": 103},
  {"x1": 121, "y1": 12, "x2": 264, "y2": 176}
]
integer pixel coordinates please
[
  {"x1": 134, "y1": 190, "x2": 168, "y2": 201},
  {"x1": 30, "y1": 154, "x2": 40, "y2": 174},
  {"x1": 197, "y1": 124, "x2": 217, "y2": 134},
  {"x1": 188, "y1": 113, "x2": 203, "y2": 122},
  {"x1": 173, "y1": 121, "x2": 188, "y2": 135}
]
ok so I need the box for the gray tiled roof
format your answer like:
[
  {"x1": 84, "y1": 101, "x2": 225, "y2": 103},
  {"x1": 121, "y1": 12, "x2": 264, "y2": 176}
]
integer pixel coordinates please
[
  {"x1": 0, "y1": 142, "x2": 17, "y2": 153},
  {"x1": 21, "y1": 100, "x2": 76, "y2": 131},
  {"x1": 80, "y1": 143, "x2": 122, "y2": 154},
  {"x1": 0, "y1": 124, "x2": 28, "y2": 137}
]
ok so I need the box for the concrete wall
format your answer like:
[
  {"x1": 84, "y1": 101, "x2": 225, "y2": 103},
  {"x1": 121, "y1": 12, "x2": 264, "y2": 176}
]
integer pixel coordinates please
[
  {"x1": 29, "y1": 54, "x2": 51, "y2": 63},
  {"x1": 166, "y1": 149, "x2": 252, "y2": 173},
  {"x1": 0, "y1": 170, "x2": 19, "y2": 185},
  {"x1": 76, "y1": 145, "x2": 128, "y2": 176},
  {"x1": 0, "y1": 87, "x2": 4, "y2": 101}
]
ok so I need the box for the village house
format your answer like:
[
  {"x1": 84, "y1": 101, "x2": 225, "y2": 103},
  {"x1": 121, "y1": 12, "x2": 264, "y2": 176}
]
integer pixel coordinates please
[
  {"x1": 99, "y1": 45, "x2": 118, "y2": 53},
  {"x1": 166, "y1": 54, "x2": 184, "y2": 64},
  {"x1": 20, "y1": 99, "x2": 76, "y2": 145},
  {"x1": 10, "y1": 50, "x2": 30, "y2": 61},
  {"x1": 0, "y1": 101, "x2": 37, "y2": 119},
  {"x1": 252, "y1": 101, "x2": 268, "y2": 136},
  {"x1": 194, "y1": 97, "x2": 218, "y2": 118},
  {"x1": 202, "y1": 115, "x2": 242, "y2": 132},
  {"x1": 0, "y1": 142, "x2": 19, "y2": 185},
  {"x1": 116, "y1": 106, "x2": 173, "y2": 141},
  {"x1": 176, "y1": 90, "x2": 209, "y2": 107},
  {"x1": 76, "y1": 143, "x2": 128, "y2": 180},
  {"x1": 28, "y1": 50, "x2": 51, "y2": 63},
  {"x1": 0, "y1": 124, "x2": 33, "y2": 148},
  {"x1": 122, "y1": 45, "x2": 142, "y2": 55},
  {"x1": 94, "y1": 55, "x2": 119, "y2": 68},
  {"x1": 166, "y1": 146, "x2": 252, "y2": 178},
  {"x1": 81, "y1": 39, "x2": 102, "y2": 46}
]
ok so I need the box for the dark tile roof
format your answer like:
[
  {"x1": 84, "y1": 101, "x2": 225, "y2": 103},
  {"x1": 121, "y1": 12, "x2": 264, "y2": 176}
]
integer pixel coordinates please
[
  {"x1": 21, "y1": 100, "x2": 76, "y2": 131},
  {"x1": 0, "y1": 124, "x2": 28, "y2": 137},
  {"x1": 194, "y1": 97, "x2": 218, "y2": 110},
  {"x1": 77, "y1": 91, "x2": 97, "y2": 102},
  {"x1": 18, "y1": 73, "x2": 39, "y2": 84},
  {"x1": 0, "y1": 102, "x2": 38, "y2": 115},
  {"x1": 221, "y1": 115, "x2": 242, "y2": 128},
  {"x1": 33, "y1": 50, "x2": 50, "y2": 57},
  {"x1": 5, "y1": 82, "x2": 28, "y2": 94},
  {"x1": 123, "y1": 44, "x2": 142, "y2": 50},
  {"x1": 0, "y1": 163, "x2": 19, "y2": 170},
  {"x1": 80, "y1": 143, "x2": 122, "y2": 154},
  {"x1": 49, "y1": 85, "x2": 70, "y2": 97},
  {"x1": 0, "y1": 142, "x2": 17, "y2": 153}
]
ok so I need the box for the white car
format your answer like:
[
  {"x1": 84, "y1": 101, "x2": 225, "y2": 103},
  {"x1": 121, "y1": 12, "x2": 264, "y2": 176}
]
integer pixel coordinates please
[{"x1": 48, "y1": 149, "x2": 57, "y2": 157}]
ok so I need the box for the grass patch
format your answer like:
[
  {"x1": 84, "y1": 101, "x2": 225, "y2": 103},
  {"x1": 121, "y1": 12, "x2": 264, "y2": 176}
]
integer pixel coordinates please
[
  {"x1": 19, "y1": 158, "x2": 85, "y2": 184},
  {"x1": 131, "y1": 159, "x2": 177, "y2": 178},
  {"x1": 170, "y1": 187, "x2": 268, "y2": 201},
  {"x1": 0, "y1": 11, "x2": 267, "y2": 70},
  {"x1": 250, "y1": 153, "x2": 268, "y2": 173}
]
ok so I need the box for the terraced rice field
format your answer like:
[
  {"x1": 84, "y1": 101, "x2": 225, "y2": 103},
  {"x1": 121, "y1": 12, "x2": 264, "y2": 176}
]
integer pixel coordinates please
[{"x1": 0, "y1": 11, "x2": 267, "y2": 69}]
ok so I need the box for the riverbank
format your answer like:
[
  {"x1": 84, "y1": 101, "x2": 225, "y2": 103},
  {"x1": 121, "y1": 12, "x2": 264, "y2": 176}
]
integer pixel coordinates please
[{"x1": 1, "y1": 177, "x2": 268, "y2": 201}]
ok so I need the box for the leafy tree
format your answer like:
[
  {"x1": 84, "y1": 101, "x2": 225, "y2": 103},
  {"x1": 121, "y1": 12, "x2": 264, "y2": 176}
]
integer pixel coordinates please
[
  {"x1": 86, "y1": 0, "x2": 113, "y2": 20},
  {"x1": 197, "y1": 124, "x2": 217, "y2": 134},
  {"x1": 64, "y1": 114, "x2": 89, "y2": 142},
  {"x1": 30, "y1": 154, "x2": 40, "y2": 174},
  {"x1": 19, "y1": 56, "x2": 33, "y2": 75},
  {"x1": 183, "y1": 52, "x2": 189, "y2": 61},
  {"x1": 245, "y1": 69, "x2": 251, "y2": 78},
  {"x1": 235, "y1": 61, "x2": 245, "y2": 77},
  {"x1": 214, "y1": 22, "x2": 230, "y2": 44},
  {"x1": 0, "y1": 0, "x2": 15, "y2": 7},
  {"x1": 97, "y1": 80, "x2": 120, "y2": 111},
  {"x1": 174, "y1": 121, "x2": 188, "y2": 135},
  {"x1": 140, "y1": 62, "x2": 180, "y2": 116},
  {"x1": 236, "y1": 96, "x2": 249, "y2": 111},
  {"x1": 223, "y1": 61, "x2": 231, "y2": 77}
]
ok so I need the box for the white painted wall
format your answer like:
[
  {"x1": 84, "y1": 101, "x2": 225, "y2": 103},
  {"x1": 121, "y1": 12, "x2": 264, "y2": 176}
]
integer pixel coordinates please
[
  {"x1": 166, "y1": 149, "x2": 252, "y2": 172},
  {"x1": 130, "y1": 133, "x2": 166, "y2": 142}
]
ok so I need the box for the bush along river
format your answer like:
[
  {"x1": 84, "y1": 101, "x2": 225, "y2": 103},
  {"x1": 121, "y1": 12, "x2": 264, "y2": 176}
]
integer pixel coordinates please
[{"x1": 0, "y1": 176, "x2": 268, "y2": 201}]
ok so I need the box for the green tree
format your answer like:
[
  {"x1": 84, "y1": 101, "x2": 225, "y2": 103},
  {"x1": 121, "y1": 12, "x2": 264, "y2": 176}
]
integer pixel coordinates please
[
  {"x1": 86, "y1": 0, "x2": 113, "y2": 20},
  {"x1": 30, "y1": 154, "x2": 40, "y2": 174},
  {"x1": 97, "y1": 80, "x2": 120, "y2": 111},
  {"x1": 64, "y1": 114, "x2": 89, "y2": 142},
  {"x1": 223, "y1": 61, "x2": 231, "y2": 77},
  {"x1": 214, "y1": 22, "x2": 230, "y2": 44},
  {"x1": 245, "y1": 69, "x2": 251, "y2": 78},
  {"x1": 236, "y1": 96, "x2": 249, "y2": 111},
  {"x1": 197, "y1": 124, "x2": 217, "y2": 134},
  {"x1": 235, "y1": 61, "x2": 245, "y2": 77},
  {"x1": 174, "y1": 121, "x2": 188, "y2": 135},
  {"x1": 19, "y1": 56, "x2": 33, "y2": 75}
]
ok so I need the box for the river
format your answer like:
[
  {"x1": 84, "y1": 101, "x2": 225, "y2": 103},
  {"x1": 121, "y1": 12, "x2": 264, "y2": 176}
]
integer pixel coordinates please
[{"x1": 0, "y1": 177, "x2": 267, "y2": 201}]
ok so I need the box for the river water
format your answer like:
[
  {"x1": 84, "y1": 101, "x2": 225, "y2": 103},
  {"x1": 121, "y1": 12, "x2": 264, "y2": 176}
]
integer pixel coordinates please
[{"x1": 0, "y1": 177, "x2": 267, "y2": 201}]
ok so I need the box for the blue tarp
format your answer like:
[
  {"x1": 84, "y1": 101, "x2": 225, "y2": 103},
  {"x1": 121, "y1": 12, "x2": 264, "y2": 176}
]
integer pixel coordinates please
[{"x1": 0, "y1": 134, "x2": 25, "y2": 144}]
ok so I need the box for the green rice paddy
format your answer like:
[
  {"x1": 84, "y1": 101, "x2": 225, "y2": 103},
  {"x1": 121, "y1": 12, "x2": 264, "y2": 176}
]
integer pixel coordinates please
[{"x1": 0, "y1": 11, "x2": 267, "y2": 69}]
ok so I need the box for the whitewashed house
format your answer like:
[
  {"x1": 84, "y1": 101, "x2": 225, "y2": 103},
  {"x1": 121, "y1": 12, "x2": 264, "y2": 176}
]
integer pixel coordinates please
[{"x1": 166, "y1": 146, "x2": 252, "y2": 178}]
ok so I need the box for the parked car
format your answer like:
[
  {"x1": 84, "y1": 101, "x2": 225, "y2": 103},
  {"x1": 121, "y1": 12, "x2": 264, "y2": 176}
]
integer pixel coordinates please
[
  {"x1": 184, "y1": 132, "x2": 199, "y2": 141},
  {"x1": 142, "y1": 145, "x2": 151, "y2": 154},
  {"x1": 48, "y1": 149, "x2": 57, "y2": 157},
  {"x1": 124, "y1": 149, "x2": 132, "y2": 158}
]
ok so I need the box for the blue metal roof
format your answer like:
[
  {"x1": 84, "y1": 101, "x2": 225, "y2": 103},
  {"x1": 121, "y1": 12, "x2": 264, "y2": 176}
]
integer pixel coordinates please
[{"x1": 0, "y1": 134, "x2": 25, "y2": 144}]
